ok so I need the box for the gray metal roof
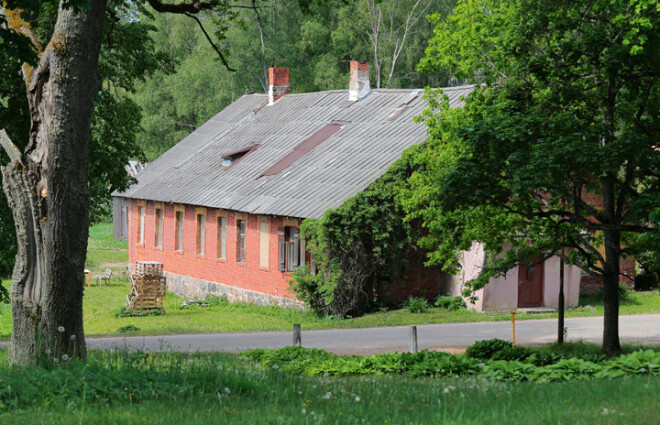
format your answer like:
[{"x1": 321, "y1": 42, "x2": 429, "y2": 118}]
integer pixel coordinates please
[{"x1": 120, "y1": 86, "x2": 473, "y2": 219}]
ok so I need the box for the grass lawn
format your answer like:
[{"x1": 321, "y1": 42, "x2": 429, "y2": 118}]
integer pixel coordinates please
[
  {"x1": 0, "y1": 222, "x2": 659, "y2": 339},
  {"x1": 0, "y1": 345, "x2": 659, "y2": 425}
]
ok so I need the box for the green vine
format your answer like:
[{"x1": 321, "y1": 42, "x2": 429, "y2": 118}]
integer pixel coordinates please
[{"x1": 290, "y1": 145, "x2": 426, "y2": 317}]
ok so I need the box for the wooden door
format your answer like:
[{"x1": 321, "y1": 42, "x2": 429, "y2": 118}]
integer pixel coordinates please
[{"x1": 518, "y1": 257, "x2": 544, "y2": 307}]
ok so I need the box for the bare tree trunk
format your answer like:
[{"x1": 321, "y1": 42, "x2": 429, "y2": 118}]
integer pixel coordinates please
[
  {"x1": 557, "y1": 250, "x2": 564, "y2": 344},
  {"x1": 1, "y1": 0, "x2": 106, "y2": 365},
  {"x1": 601, "y1": 177, "x2": 621, "y2": 357}
]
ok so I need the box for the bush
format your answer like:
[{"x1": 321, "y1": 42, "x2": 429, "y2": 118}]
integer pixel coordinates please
[
  {"x1": 618, "y1": 283, "x2": 632, "y2": 301},
  {"x1": 465, "y1": 339, "x2": 513, "y2": 360},
  {"x1": 434, "y1": 295, "x2": 466, "y2": 311},
  {"x1": 404, "y1": 297, "x2": 429, "y2": 313},
  {"x1": 491, "y1": 346, "x2": 532, "y2": 361}
]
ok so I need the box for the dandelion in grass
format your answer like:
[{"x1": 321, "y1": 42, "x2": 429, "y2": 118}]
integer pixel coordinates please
[
  {"x1": 355, "y1": 396, "x2": 360, "y2": 402},
  {"x1": 272, "y1": 364, "x2": 279, "y2": 370},
  {"x1": 302, "y1": 408, "x2": 307, "y2": 415},
  {"x1": 57, "y1": 326, "x2": 65, "y2": 333},
  {"x1": 70, "y1": 334, "x2": 76, "y2": 340},
  {"x1": 224, "y1": 388, "x2": 231, "y2": 393},
  {"x1": 322, "y1": 392, "x2": 332, "y2": 400},
  {"x1": 217, "y1": 365, "x2": 223, "y2": 371},
  {"x1": 187, "y1": 359, "x2": 194, "y2": 365},
  {"x1": 61, "y1": 354, "x2": 69, "y2": 361}
]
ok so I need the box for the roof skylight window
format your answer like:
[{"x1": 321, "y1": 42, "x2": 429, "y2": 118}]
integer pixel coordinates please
[{"x1": 221, "y1": 145, "x2": 259, "y2": 170}]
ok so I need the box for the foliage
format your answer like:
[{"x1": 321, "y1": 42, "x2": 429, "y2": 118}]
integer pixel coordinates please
[
  {"x1": 245, "y1": 345, "x2": 660, "y2": 383},
  {"x1": 0, "y1": 350, "x2": 256, "y2": 411},
  {"x1": 404, "y1": 297, "x2": 429, "y2": 313},
  {"x1": 290, "y1": 152, "x2": 423, "y2": 317},
  {"x1": 402, "y1": 0, "x2": 660, "y2": 355},
  {"x1": 433, "y1": 295, "x2": 466, "y2": 311},
  {"x1": 2, "y1": 349, "x2": 660, "y2": 424},
  {"x1": 131, "y1": 0, "x2": 455, "y2": 160},
  {"x1": 465, "y1": 338, "x2": 513, "y2": 360},
  {"x1": 204, "y1": 294, "x2": 230, "y2": 307},
  {"x1": 0, "y1": 284, "x2": 8, "y2": 305}
]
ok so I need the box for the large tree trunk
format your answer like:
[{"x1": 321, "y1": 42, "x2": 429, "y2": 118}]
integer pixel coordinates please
[{"x1": 1, "y1": 0, "x2": 105, "y2": 365}]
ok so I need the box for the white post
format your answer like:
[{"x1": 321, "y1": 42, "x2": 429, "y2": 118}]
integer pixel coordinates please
[
  {"x1": 293, "y1": 323, "x2": 301, "y2": 347},
  {"x1": 409, "y1": 326, "x2": 418, "y2": 353}
]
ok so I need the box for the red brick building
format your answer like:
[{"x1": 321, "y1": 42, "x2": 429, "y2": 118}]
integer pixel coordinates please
[{"x1": 118, "y1": 63, "x2": 471, "y2": 306}]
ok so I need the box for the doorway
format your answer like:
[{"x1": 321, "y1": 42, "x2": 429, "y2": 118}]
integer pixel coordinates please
[{"x1": 518, "y1": 257, "x2": 544, "y2": 307}]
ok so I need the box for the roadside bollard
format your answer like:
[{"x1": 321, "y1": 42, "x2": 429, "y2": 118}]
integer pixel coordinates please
[
  {"x1": 293, "y1": 323, "x2": 301, "y2": 347},
  {"x1": 510, "y1": 311, "x2": 517, "y2": 346},
  {"x1": 409, "y1": 325, "x2": 418, "y2": 353}
]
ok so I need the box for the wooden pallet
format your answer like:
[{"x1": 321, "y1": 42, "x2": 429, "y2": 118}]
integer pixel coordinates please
[
  {"x1": 127, "y1": 261, "x2": 166, "y2": 311},
  {"x1": 134, "y1": 261, "x2": 163, "y2": 277}
]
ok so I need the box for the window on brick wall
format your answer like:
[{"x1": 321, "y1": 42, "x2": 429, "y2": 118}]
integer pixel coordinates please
[
  {"x1": 155, "y1": 208, "x2": 163, "y2": 248},
  {"x1": 236, "y1": 220, "x2": 246, "y2": 263},
  {"x1": 196, "y1": 213, "x2": 206, "y2": 256},
  {"x1": 175, "y1": 210, "x2": 184, "y2": 251},
  {"x1": 137, "y1": 206, "x2": 145, "y2": 244},
  {"x1": 278, "y1": 226, "x2": 305, "y2": 272},
  {"x1": 217, "y1": 216, "x2": 226, "y2": 259},
  {"x1": 259, "y1": 218, "x2": 269, "y2": 268}
]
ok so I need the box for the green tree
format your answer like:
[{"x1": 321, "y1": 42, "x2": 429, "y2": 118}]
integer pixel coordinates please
[
  {"x1": 402, "y1": 0, "x2": 660, "y2": 356},
  {"x1": 0, "y1": 0, "x2": 270, "y2": 366}
]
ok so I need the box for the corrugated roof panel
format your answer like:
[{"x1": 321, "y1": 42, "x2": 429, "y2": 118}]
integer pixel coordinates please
[{"x1": 119, "y1": 86, "x2": 474, "y2": 218}]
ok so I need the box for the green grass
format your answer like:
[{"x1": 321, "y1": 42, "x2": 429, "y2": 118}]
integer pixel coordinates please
[
  {"x1": 0, "y1": 347, "x2": 659, "y2": 424},
  {"x1": 0, "y1": 223, "x2": 659, "y2": 339}
]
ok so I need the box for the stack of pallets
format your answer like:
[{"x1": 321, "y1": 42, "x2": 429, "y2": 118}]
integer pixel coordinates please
[{"x1": 127, "y1": 261, "x2": 166, "y2": 311}]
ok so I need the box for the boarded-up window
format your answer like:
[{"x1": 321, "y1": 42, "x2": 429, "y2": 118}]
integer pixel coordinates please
[
  {"x1": 217, "y1": 216, "x2": 226, "y2": 259},
  {"x1": 155, "y1": 208, "x2": 163, "y2": 248},
  {"x1": 259, "y1": 218, "x2": 269, "y2": 268},
  {"x1": 196, "y1": 213, "x2": 206, "y2": 255},
  {"x1": 236, "y1": 220, "x2": 246, "y2": 263},
  {"x1": 137, "y1": 206, "x2": 145, "y2": 244},
  {"x1": 175, "y1": 211, "x2": 184, "y2": 251}
]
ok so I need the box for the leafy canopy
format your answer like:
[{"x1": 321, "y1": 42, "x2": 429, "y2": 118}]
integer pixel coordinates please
[{"x1": 401, "y1": 0, "x2": 660, "y2": 295}]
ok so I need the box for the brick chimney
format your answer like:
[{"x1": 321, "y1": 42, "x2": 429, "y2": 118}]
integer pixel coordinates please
[
  {"x1": 349, "y1": 60, "x2": 370, "y2": 101},
  {"x1": 268, "y1": 67, "x2": 289, "y2": 105}
]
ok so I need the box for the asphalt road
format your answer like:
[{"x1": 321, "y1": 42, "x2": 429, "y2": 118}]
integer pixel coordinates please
[{"x1": 76, "y1": 314, "x2": 660, "y2": 355}]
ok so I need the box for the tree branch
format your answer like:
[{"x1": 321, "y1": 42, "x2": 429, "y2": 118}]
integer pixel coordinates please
[
  {"x1": 183, "y1": 12, "x2": 235, "y2": 71},
  {"x1": 145, "y1": 0, "x2": 218, "y2": 14},
  {"x1": 0, "y1": 129, "x2": 23, "y2": 164}
]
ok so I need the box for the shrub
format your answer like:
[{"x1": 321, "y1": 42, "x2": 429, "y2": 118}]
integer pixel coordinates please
[
  {"x1": 465, "y1": 339, "x2": 513, "y2": 360},
  {"x1": 434, "y1": 295, "x2": 466, "y2": 311},
  {"x1": 405, "y1": 297, "x2": 429, "y2": 313},
  {"x1": 618, "y1": 283, "x2": 632, "y2": 301},
  {"x1": 491, "y1": 346, "x2": 532, "y2": 361}
]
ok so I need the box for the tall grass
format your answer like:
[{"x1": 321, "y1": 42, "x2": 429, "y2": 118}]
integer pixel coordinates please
[{"x1": 0, "y1": 348, "x2": 658, "y2": 424}]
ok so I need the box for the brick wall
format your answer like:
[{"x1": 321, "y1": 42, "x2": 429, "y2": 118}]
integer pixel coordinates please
[
  {"x1": 128, "y1": 199, "x2": 443, "y2": 306},
  {"x1": 129, "y1": 199, "x2": 303, "y2": 302},
  {"x1": 579, "y1": 256, "x2": 636, "y2": 294}
]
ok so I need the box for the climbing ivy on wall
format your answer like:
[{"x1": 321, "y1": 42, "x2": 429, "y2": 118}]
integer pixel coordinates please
[{"x1": 290, "y1": 145, "x2": 426, "y2": 317}]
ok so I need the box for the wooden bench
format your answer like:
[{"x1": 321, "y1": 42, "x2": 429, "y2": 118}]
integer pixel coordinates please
[{"x1": 97, "y1": 268, "x2": 112, "y2": 286}]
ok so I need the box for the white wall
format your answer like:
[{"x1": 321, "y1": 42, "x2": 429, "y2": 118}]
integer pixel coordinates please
[{"x1": 451, "y1": 244, "x2": 582, "y2": 312}]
